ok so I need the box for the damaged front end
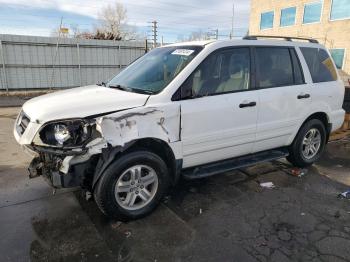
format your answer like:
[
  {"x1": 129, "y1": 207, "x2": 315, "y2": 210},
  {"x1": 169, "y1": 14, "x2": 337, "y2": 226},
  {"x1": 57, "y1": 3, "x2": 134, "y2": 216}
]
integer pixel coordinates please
[
  {"x1": 28, "y1": 152, "x2": 96, "y2": 188},
  {"x1": 22, "y1": 117, "x2": 105, "y2": 189},
  {"x1": 19, "y1": 104, "x2": 181, "y2": 189}
]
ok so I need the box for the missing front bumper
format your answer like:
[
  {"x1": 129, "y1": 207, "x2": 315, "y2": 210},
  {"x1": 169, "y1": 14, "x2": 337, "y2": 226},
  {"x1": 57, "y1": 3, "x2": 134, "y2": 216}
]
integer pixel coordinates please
[{"x1": 28, "y1": 156, "x2": 84, "y2": 188}]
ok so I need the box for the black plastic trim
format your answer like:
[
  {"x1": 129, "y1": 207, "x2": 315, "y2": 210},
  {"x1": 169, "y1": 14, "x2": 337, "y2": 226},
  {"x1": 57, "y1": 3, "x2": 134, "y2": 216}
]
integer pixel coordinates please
[{"x1": 182, "y1": 148, "x2": 289, "y2": 179}]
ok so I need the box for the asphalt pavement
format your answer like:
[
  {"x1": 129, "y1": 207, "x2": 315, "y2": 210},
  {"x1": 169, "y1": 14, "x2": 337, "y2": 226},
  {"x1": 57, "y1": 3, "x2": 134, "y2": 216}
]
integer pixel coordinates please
[{"x1": 1, "y1": 107, "x2": 350, "y2": 262}]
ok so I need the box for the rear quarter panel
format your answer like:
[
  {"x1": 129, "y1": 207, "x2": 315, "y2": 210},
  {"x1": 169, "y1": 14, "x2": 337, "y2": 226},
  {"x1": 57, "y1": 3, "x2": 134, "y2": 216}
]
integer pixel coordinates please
[{"x1": 285, "y1": 46, "x2": 345, "y2": 145}]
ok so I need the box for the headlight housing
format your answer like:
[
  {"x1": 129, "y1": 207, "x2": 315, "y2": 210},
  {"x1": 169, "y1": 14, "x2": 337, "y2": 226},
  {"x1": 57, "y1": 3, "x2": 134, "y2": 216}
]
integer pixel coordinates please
[{"x1": 37, "y1": 119, "x2": 94, "y2": 148}]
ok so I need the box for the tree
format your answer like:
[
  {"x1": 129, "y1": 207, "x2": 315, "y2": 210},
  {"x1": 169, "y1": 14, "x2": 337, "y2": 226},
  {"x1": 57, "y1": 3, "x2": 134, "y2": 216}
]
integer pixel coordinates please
[
  {"x1": 177, "y1": 30, "x2": 206, "y2": 42},
  {"x1": 50, "y1": 2, "x2": 140, "y2": 41},
  {"x1": 188, "y1": 30, "x2": 206, "y2": 41},
  {"x1": 97, "y1": 2, "x2": 127, "y2": 40}
]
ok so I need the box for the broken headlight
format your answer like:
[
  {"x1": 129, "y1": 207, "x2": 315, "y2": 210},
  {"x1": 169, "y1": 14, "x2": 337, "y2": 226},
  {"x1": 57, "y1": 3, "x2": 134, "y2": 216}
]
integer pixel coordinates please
[{"x1": 38, "y1": 119, "x2": 93, "y2": 148}]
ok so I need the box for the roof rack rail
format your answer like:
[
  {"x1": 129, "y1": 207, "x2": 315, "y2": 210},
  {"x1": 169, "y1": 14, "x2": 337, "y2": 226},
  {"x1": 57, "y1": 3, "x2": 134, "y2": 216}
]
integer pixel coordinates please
[{"x1": 243, "y1": 35, "x2": 319, "y2": 44}]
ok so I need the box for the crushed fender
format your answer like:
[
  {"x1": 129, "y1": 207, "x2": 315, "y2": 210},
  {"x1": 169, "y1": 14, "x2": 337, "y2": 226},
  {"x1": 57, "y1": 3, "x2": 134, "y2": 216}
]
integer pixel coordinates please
[{"x1": 97, "y1": 105, "x2": 181, "y2": 147}]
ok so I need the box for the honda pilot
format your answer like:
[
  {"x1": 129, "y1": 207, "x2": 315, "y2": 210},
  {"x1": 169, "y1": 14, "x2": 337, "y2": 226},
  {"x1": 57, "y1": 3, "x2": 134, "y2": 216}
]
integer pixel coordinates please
[{"x1": 14, "y1": 36, "x2": 345, "y2": 220}]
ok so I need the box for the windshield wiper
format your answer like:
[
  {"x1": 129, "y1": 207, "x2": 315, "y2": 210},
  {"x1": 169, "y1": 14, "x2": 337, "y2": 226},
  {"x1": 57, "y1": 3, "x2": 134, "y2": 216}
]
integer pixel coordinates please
[
  {"x1": 109, "y1": 84, "x2": 154, "y2": 95},
  {"x1": 108, "y1": 84, "x2": 131, "y2": 92},
  {"x1": 130, "y1": 88, "x2": 154, "y2": 95},
  {"x1": 97, "y1": 82, "x2": 106, "y2": 87}
]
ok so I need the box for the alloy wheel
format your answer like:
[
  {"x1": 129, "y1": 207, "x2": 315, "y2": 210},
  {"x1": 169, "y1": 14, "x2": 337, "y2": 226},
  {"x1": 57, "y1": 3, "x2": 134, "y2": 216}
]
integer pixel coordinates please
[{"x1": 114, "y1": 165, "x2": 159, "y2": 211}]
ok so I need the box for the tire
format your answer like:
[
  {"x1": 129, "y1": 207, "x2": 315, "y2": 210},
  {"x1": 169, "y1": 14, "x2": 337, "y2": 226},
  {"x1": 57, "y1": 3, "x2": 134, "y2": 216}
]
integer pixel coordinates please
[
  {"x1": 344, "y1": 88, "x2": 350, "y2": 102},
  {"x1": 94, "y1": 150, "x2": 170, "y2": 221},
  {"x1": 287, "y1": 119, "x2": 326, "y2": 168},
  {"x1": 343, "y1": 101, "x2": 350, "y2": 113}
]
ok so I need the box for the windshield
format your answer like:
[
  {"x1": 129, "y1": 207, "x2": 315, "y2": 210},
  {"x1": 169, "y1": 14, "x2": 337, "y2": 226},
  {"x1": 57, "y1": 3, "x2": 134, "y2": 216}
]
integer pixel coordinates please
[{"x1": 108, "y1": 46, "x2": 203, "y2": 94}]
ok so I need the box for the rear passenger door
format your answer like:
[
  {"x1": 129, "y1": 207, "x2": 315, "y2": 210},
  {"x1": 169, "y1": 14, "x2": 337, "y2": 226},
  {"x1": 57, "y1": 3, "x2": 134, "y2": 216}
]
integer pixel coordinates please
[{"x1": 253, "y1": 46, "x2": 310, "y2": 153}]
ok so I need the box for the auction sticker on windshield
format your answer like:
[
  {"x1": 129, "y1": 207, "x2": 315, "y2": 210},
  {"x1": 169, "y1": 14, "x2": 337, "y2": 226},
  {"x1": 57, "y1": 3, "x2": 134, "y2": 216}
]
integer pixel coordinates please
[{"x1": 172, "y1": 49, "x2": 195, "y2": 56}]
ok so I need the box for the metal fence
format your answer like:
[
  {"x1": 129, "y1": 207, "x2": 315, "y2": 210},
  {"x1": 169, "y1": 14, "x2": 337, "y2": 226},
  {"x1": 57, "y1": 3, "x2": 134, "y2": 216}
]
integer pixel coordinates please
[{"x1": 0, "y1": 34, "x2": 147, "y2": 91}]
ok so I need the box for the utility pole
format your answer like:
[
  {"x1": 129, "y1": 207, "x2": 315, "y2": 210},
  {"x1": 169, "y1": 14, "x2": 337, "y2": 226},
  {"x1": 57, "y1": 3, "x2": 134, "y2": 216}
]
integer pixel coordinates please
[
  {"x1": 50, "y1": 17, "x2": 63, "y2": 90},
  {"x1": 230, "y1": 1, "x2": 234, "y2": 39},
  {"x1": 151, "y1": 21, "x2": 158, "y2": 48},
  {"x1": 206, "y1": 29, "x2": 219, "y2": 40}
]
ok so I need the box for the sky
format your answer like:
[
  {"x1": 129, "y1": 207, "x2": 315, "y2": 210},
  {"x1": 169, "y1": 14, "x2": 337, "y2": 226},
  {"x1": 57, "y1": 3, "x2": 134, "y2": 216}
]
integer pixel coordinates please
[{"x1": 0, "y1": 0, "x2": 251, "y2": 42}]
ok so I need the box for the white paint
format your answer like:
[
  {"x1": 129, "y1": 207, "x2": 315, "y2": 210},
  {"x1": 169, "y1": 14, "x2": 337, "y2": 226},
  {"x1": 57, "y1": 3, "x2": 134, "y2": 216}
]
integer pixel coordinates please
[
  {"x1": 22, "y1": 85, "x2": 149, "y2": 123},
  {"x1": 179, "y1": 91, "x2": 258, "y2": 168}
]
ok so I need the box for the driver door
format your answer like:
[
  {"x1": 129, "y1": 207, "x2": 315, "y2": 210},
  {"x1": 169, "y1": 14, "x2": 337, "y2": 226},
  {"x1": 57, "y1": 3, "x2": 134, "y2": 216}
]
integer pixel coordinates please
[{"x1": 176, "y1": 47, "x2": 259, "y2": 168}]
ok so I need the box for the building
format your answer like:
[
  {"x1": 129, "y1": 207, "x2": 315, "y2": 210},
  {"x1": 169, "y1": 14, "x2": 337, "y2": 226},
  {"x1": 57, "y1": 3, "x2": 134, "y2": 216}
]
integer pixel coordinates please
[{"x1": 249, "y1": 0, "x2": 350, "y2": 84}]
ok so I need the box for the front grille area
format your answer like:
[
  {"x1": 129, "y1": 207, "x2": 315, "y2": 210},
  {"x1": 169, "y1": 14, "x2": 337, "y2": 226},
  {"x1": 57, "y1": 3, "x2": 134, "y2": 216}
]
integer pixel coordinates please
[{"x1": 16, "y1": 111, "x2": 30, "y2": 136}]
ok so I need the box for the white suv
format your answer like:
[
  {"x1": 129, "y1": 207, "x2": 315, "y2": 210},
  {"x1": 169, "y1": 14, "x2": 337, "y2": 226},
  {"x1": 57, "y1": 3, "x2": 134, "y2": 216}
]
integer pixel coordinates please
[{"x1": 14, "y1": 36, "x2": 345, "y2": 220}]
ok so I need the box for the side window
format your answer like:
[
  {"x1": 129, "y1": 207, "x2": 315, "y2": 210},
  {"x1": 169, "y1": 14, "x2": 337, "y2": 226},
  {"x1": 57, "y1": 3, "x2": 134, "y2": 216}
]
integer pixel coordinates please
[
  {"x1": 180, "y1": 48, "x2": 251, "y2": 98},
  {"x1": 300, "y1": 47, "x2": 338, "y2": 83},
  {"x1": 256, "y1": 47, "x2": 294, "y2": 88}
]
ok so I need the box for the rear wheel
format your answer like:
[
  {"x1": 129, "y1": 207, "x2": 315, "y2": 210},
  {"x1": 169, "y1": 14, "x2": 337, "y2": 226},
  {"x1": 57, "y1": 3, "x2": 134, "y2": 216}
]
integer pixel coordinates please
[
  {"x1": 94, "y1": 150, "x2": 170, "y2": 220},
  {"x1": 287, "y1": 119, "x2": 326, "y2": 167}
]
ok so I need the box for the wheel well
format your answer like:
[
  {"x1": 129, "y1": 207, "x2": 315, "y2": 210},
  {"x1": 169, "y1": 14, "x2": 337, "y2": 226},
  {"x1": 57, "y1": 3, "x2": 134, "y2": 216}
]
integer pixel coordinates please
[
  {"x1": 127, "y1": 138, "x2": 180, "y2": 185},
  {"x1": 303, "y1": 112, "x2": 331, "y2": 138}
]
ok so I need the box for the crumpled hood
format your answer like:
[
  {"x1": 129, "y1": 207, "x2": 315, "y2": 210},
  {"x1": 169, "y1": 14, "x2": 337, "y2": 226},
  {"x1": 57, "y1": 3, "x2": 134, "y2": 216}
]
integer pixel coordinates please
[{"x1": 23, "y1": 85, "x2": 149, "y2": 123}]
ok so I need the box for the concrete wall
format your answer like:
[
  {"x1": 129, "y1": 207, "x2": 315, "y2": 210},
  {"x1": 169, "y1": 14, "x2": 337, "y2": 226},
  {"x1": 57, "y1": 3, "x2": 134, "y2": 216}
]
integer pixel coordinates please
[
  {"x1": 249, "y1": 0, "x2": 350, "y2": 79},
  {"x1": 0, "y1": 34, "x2": 146, "y2": 91}
]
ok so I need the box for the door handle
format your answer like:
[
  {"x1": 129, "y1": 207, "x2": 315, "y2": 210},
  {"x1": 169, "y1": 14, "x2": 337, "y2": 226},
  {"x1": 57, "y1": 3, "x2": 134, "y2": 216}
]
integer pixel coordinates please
[
  {"x1": 297, "y1": 93, "x2": 310, "y2": 99},
  {"x1": 239, "y1": 101, "x2": 256, "y2": 108}
]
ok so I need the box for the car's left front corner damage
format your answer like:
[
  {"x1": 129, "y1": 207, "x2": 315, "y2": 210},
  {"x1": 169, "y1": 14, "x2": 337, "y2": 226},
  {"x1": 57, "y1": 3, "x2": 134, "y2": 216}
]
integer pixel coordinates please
[{"x1": 27, "y1": 104, "x2": 182, "y2": 190}]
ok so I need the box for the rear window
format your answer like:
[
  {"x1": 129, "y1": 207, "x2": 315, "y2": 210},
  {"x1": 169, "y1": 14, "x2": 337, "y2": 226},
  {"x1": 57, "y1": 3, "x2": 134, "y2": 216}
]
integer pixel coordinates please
[{"x1": 300, "y1": 47, "x2": 337, "y2": 83}]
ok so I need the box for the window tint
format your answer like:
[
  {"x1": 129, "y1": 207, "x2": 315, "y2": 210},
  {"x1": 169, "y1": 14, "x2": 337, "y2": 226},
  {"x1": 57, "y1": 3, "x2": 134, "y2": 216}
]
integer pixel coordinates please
[
  {"x1": 330, "y1": 49, "x2": 345, "y2": 69},
  {"x1": 280, "y1": 7, "x2": 296, "y2": 27},
  {"x1": 256, "y1": 47, "x2": 294, "y2": 88},
  {"x1": 260, "y1": 11, "x2": 274, "y2": 29},
  {"x1": 301, "y1": 47, "x2": 338, "y2": 83},
  {"x1": 303, "y1": 2, "x2": 322, "y2": 24},
  {"x1": 180, "y1": 48, "x2": 251, "y2": 98},
  {"x1": 330, "y1": 0, "x2": 350, "y2": 20}
]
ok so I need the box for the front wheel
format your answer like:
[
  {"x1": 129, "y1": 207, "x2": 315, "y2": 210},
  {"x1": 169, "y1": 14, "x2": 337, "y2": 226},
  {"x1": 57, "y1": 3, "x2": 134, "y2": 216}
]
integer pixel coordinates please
[
  {"x1": 94, "y1": 150, "x2": 170, "y2": 220},
  {"x1": 287, "y1": 119, "x2": 327, "y2": 168}
]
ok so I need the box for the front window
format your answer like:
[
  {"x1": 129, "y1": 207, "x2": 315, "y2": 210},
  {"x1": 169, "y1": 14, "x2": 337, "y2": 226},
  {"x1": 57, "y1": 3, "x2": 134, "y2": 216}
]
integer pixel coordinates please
[
  {"x1": 260, "y1": 11, "x2": 274, "y2": 30},
  {"x1": 280, "y1": 7, "x2": 297, "y2": 27},
  {"x1": 179, "y1": 48, "x2": 251, "y2": 98},
  {"x1": 330, "y1": 0, "x2": 350, "y2": 20},
  {"x1": 303, "y1": 1, "x2": 322, "y2": 24},
  {"x1": 108, "y1": 46, "x2": 203, "y2": 94}
]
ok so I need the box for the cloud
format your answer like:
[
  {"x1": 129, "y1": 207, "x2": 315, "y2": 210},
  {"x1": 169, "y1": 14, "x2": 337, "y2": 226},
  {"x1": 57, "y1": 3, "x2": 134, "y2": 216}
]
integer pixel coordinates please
[{"x1": 0, "y1": 0, "x2": 251, "y2": 41}]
